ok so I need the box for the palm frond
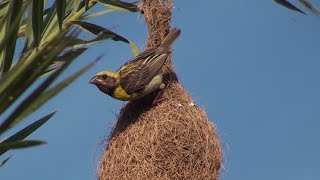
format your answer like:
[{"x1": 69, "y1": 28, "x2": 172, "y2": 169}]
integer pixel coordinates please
[{"x1": 0, "y1": 0, "x2": 139, "y2": 167}]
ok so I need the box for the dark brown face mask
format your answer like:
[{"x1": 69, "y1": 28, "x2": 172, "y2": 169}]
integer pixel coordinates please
[{"x1": 90, "y1": 75, "x2": 117, "y2": 94}]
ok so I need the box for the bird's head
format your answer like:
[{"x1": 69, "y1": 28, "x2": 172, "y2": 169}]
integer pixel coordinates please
[{"x1": 89, "y1": 71, "x2": 118, "y2": 95}]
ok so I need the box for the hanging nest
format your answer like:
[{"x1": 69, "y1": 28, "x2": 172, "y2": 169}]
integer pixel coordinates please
[
  {"x1": 98, "y1": 83, "x2": 222, "y2": 179},
  {"x1": 98, "y1": 0, "x2": 222, "y2": 179}
]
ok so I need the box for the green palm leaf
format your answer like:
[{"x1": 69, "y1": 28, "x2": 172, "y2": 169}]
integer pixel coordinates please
[{"x1": 0, "y1": 0, "x2": 139, "y2": 167}]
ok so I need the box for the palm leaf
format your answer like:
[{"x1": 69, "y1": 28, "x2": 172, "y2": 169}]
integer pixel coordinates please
[
  {"x1": 298, "y1": 0, "x2": 320, "y2": 16},
  {"x1": 71, "y1": 20, "x2": 129, "y2": 42},
  {"x1": 0, "y1": 0, "x2": 24, "y2": 74},
  {"x1": 0, "y1": 112, "x2": 56, "y2": 155},
  {"x1": 0, "y1": 29, "x2": 73, "y2": 115},
  {"x1": 0, "y1": 0, "x2": 138, "y2": 167},
  {"x1": 56, "y1": 0, "x2": 66, "y2": 29},
  {"x1": 0, "y1": 156, "x2": 11, "y2": 167},
  {"x1": 95, "y1": 0, "x2": 139, "y2": 12},
  {"x1": 273, "y1": 0, "x2": 306, "y2": 14},
  {"x1": 0, "y1": 140, "x2": 45, "y2": 152}
]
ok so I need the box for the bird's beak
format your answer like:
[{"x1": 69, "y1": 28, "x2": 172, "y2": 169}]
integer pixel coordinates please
[{"x1": 89, "y1": 76, "x2": 98, "y2": 85}]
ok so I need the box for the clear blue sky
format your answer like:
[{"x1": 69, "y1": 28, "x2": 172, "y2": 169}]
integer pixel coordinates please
[{"x1": 1, "y1": 1, "x2": 320, "y2": 179}]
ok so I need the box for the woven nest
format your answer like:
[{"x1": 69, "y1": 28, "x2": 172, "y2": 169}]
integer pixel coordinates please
[
  {"x1": 98, "y1": 0, "x2": 222, "y2": 179},
  {"x1": 98, "y1": 82, "x2": 222, "y2": 179}
]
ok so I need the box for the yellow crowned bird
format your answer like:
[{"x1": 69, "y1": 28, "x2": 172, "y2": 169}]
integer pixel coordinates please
[{"x1": 90, "y1": 28, "x2": 181, "y2": 101}]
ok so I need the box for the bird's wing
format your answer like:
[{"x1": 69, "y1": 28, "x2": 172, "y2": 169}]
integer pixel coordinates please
[
  {"x1": 117, "y1": 48, "x2": 156, "y2": 72},
  {"x1": 118, "y1": 48, "x2": 168, "y2": 94}
]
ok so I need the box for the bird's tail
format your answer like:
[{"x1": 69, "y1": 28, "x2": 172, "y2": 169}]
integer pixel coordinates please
[{"x1": 157, "y1": 28, "x2": 181, "y2": 53}]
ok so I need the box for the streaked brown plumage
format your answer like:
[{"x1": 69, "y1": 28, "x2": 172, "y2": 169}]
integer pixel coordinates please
[{"x1": 90, "y1": 28, "x2": 181, "y2": 101}]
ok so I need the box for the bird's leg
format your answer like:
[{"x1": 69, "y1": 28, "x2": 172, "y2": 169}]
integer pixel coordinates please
[{"x1": 152, "y1": 84, "x2": 166, "y2": 105}]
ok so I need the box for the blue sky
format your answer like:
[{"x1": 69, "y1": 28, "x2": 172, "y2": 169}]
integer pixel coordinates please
[{"x1": 1, "y1": 0, "x2": 320, "y2": 179}]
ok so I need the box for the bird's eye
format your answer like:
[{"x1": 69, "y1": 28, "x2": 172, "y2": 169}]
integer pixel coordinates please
[{"x1": 101, "y1": 75, "x2": 107, "y2": 79}]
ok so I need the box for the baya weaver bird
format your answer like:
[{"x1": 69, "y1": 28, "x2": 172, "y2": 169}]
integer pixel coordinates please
[{"x1": 90, "y1": 28, "x2": 181, "y2": 101}]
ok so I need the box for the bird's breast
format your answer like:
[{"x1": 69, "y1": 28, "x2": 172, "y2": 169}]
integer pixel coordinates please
[{"x1": 112, "y1": 86, "x2": 131, "y2": 101}]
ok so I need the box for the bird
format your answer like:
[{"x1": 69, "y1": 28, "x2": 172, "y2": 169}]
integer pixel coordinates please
[{"x1": 89, "y1": 28, "x2": 181, "y2": 101}]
